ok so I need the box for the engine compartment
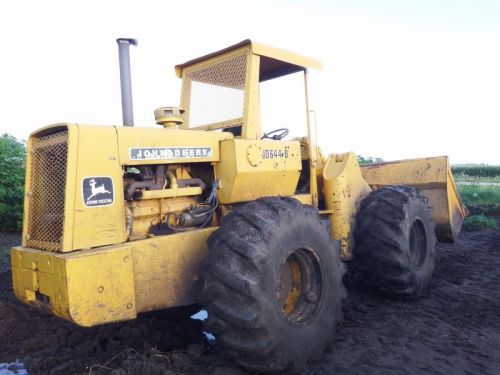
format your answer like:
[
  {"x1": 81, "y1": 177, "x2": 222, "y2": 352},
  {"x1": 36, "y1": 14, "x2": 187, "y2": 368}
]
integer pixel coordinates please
[{"x1": 123, "y1": 163, "x2": 218, "y2": 240}]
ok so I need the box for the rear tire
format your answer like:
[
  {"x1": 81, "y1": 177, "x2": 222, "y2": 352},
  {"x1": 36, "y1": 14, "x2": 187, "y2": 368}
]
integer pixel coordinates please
[
  {"x1": 199, "y1": 197, "x2": 345, "y2": 372},
  {"x1": 351, "y1": 185, "x2": 436, "y2": 297}
]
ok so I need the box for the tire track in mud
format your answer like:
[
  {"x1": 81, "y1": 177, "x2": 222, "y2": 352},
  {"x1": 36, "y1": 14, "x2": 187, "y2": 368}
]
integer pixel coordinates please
[{"x1": 309, "y1": 230, "x2": 500, "y2": 375}]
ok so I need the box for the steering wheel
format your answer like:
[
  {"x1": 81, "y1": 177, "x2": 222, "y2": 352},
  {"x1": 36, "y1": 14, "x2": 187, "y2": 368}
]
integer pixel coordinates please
[{"x1": 261, "y1": 128, "x2": 289, "y2": 140}]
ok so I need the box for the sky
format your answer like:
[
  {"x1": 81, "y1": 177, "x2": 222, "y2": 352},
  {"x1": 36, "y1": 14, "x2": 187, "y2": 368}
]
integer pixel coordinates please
[{"x1": 0, "y1": 0, "x2": 499, "y2": 164}]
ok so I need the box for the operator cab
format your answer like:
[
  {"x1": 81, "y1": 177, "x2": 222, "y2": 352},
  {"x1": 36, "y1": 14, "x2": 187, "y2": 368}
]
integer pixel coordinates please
[{"x1": 175, "y1": 39, "x2": 322, "y2": 141}]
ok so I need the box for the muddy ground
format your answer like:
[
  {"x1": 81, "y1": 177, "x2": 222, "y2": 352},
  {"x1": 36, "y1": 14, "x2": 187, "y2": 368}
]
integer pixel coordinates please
[{"x1": 0, "y1": 229, "x2": 499, "y2": 375}]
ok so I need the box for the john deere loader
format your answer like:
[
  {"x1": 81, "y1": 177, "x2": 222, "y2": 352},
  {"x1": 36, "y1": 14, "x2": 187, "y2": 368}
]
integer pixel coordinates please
[{"x1": 11, "y1": 39, "x2": 467, "y2": 372}]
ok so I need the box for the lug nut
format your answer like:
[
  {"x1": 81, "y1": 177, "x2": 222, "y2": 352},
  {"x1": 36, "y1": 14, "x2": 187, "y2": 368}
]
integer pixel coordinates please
[{"x1": 306, "y1": 292, "x2": 316, "y2": 303}]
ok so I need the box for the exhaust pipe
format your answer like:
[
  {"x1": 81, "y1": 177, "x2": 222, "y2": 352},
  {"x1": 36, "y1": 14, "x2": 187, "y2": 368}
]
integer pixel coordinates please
[{"x1": 116, "y1": 38, "x2": 138, "y2": 126}]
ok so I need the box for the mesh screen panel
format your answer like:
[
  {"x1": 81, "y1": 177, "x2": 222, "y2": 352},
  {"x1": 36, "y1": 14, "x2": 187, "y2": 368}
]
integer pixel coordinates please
[
  {"x1": 26, "y1": 130, "x2": 68, "y2": 251},
  {"x1": 182, "y1": 50, "x2": 248, "y2": 128}
]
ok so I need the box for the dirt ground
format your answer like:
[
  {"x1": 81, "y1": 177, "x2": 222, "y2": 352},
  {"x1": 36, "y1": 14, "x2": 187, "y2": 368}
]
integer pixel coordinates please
[{"x1": 0, "y1": 229, "x2": 499, "y2": 375}]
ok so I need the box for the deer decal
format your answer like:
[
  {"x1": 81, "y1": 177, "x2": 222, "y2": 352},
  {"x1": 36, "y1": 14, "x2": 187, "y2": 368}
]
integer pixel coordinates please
[{"x1": 86, "y1": 178, "x2": 112, "y2": 202}]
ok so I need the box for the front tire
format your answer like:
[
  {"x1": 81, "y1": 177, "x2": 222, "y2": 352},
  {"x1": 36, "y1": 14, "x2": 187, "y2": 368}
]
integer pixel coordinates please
[
  {"x1": 199, "y1": 197, "x2": 345, "y2": 372},
  {"x1": 351, "y1": 185, "x2": 436, "y2": 297}
]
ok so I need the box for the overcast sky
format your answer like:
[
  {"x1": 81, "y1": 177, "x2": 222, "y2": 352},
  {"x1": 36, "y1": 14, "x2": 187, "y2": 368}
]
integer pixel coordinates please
[{"x1": 1, "y1": 0, "x2": 499, "y2": 164}]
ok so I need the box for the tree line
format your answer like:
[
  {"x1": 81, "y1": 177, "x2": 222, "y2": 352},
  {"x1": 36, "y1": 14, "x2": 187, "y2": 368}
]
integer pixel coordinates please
[{"x1": 0, "y1": 134, "x2": 25, "y2": 232}]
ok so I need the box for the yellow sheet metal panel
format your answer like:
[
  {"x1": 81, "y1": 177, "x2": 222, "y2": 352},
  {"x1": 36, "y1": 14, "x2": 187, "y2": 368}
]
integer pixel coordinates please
[
  {"x1": 175, "y1": 39, "x2": 322, "y2": 77},
  {"x1": 446, "y1": 169, "x2": 469, "y2": 241},
  {"x1": 12, "y1": 248, "x2": 70, "y2": 318},
  {"x1": 322, "y1": 152, "x2": 371, "y2": 260},
  {"x1": 116, "y1": 124, "x2": 232, "y2": 166},
  {"x1": 72, "y1": 125, "x2": 128, "y2": 250},
  {"x1": 292, "y1": 194, "x2": 313, "y2": 205},
  {"x1": 241, "y1": 53, "x2": 261, "y2": 140},
  {"x1": 64, "y1": 125, "x2": 79, "y2": 251},
  {"x1": 251, "y1": 41, "x2": 323, "y2": 70},
  {"x1": 64, "y1": 245, "x2": 136, "y2": 326},
  {"x1": 11, "y1": 245, "x2": 136, "y2": 326},
  {"x1": 131, "y1": 227, "x2": 217, "y2": 312},
  {"x1": 215, "y1": 139, "x2": 302, "y2": 204},
  {"x1": 360, "y1": 156, "x2": 448, "y2": 186},
  {"x1": 360, "y1": 156, "x2": 468, "y2": 242}
]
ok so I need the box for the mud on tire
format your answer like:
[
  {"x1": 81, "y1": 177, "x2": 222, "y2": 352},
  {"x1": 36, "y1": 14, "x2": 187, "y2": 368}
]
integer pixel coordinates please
[
  {"x1": 199, "y1": 197, "x2": 345, "y2": 373},
  {"x1": 351, "y1": 185, "x2": 436, "y2": 297}
]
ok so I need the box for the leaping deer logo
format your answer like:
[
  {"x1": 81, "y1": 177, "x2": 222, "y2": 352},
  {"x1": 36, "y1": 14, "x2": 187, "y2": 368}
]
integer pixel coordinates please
[{"x1": 87, "y1": 178, "x2": 111, "y2": 202}]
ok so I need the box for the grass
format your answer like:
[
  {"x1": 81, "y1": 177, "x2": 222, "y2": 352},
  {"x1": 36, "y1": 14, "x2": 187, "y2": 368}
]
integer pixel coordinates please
[
  {"x1": 463, "y1": 214, "x2": 498, "y2": 230},
  {"x1": 456, "y1": 182, "x2": 500, "y2": 230},
  {"x1": 457, "y1": 184, "x2": 500, "y2": 207}
]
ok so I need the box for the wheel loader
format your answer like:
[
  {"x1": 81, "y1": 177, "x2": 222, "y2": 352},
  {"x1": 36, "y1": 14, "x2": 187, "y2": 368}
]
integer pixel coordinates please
[{"x1": 11, "y1": 39, "x2": 468, "y2": 372}]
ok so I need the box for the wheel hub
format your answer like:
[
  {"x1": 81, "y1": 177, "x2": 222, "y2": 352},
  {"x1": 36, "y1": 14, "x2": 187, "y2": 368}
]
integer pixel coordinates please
[
  {"x1": 410, "y1": 219, "x2": 427, "y2": 268},
  {"x1": 276, "y1": 248, "x2": 322, "y2": 325}
]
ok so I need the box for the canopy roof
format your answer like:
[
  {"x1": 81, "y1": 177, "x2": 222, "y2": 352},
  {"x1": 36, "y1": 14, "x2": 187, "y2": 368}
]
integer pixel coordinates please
[{"x1": 175, "y1": 39, "x2": 322, "y2": 82}]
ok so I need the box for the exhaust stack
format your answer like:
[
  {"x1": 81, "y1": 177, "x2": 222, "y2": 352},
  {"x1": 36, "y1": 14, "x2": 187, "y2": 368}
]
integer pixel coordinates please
[{"x1": 116, "y1": 38, "x2": 138, "y2": 126}]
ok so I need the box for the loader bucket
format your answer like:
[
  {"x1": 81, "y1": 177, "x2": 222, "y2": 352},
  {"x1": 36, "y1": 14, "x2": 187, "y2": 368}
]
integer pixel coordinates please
[{"x1": 360, "y1": 156, "x2": 468, "y2": 242}]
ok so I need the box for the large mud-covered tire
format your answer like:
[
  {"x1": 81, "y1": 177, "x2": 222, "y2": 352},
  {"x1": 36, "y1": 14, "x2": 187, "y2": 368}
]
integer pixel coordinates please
[
  {"x1": 199, "y1": 197, "x2": 345, "y2": 373},
  {"x1": 351, "y1": 185, "x2": 436, "y2": 296}
]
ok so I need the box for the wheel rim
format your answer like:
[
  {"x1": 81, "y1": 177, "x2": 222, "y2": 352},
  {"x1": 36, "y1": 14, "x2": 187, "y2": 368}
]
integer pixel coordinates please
[
  {"x1": 409, "y1": 219, "x2": 427, "y2": 268},
  {"x1": 276, "y1": 248, "x2": 322, "y2": 325}
]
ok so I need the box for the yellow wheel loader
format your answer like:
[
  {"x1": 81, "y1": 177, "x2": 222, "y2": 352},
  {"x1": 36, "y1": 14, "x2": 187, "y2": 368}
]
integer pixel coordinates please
[{"x1": 11, "y1": 39, "x2": 467, "y2": 372}]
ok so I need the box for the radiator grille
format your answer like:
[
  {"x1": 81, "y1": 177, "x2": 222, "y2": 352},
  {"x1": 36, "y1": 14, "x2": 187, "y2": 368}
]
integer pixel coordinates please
[{"x1": 26, "y1": 129, "x2": 68, "y2": 251}]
